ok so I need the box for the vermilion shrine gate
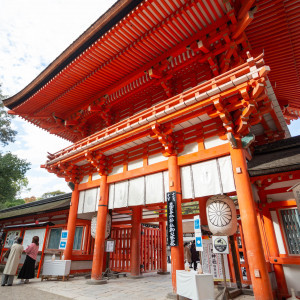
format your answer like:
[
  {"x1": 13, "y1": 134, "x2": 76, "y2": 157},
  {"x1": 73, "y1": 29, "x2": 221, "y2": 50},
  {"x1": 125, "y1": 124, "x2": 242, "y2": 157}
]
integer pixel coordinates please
[{"x1": 3, "y1": 0, "x2": 300, "y2": 299}]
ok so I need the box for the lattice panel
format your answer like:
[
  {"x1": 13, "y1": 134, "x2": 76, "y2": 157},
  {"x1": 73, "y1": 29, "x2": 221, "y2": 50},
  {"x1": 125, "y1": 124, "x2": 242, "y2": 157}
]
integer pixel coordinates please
[{"x1": 281, "y1": 209, "x2": 300, "y2": 255}]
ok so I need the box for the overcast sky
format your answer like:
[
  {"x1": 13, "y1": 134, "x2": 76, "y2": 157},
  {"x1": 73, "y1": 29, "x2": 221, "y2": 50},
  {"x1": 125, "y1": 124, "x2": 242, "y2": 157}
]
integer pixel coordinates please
[
  {"x1": 0, "y1": 0, "x2": 117, "y2": 198},
  {"x1": 0, "y1": 0, "x2": 299, "y2": 199}
]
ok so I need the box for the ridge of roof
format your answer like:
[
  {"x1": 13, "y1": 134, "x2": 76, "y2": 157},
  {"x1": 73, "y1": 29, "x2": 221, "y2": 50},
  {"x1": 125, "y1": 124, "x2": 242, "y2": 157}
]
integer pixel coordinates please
[
  {"x1": 4, "y1": 0, "x2": 143, "y2": 110},
  {"x1": 253, "y1": 135, "x2": 300, "y2": 155},
  {"x1": 0, "y1": 193, "x2": 72, "y2": 214}
]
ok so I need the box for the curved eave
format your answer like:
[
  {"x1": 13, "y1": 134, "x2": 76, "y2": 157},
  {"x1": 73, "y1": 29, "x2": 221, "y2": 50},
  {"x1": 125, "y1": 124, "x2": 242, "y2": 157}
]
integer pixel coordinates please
[{"x1": 3, "y1": 0, "x2": 142, "y2": 110}]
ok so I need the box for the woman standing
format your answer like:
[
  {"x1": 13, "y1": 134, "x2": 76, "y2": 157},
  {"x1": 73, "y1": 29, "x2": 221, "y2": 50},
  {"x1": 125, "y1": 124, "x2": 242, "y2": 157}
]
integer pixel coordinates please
[
  {"x1": 1, "y1": 237, "x2": 23, "y2": 286},
  {"x1": 18, "y1": 236, "x2": 39, "y2": 283}
]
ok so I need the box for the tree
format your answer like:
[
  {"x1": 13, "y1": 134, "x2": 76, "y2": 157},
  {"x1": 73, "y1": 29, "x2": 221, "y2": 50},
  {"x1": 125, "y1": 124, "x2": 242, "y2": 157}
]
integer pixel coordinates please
[
  {"x1": 0, "y1": 152, "x2": 30, "y2": 208},
  {"x1": 0, "y1": 84, "x2": 31, "y2": 209},
  {"x1": 0, "y1": 85, "x2": 17, "y2": 146},
  {"x1": 39, "y1": 190, "x2": 66, "y2": 199}
]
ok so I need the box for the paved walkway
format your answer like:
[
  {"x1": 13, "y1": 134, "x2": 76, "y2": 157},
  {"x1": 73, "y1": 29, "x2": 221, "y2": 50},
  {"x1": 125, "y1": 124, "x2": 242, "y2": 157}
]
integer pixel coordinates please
[{"x1": 0, "y1": 265, "x2": 255, "y2": 300}]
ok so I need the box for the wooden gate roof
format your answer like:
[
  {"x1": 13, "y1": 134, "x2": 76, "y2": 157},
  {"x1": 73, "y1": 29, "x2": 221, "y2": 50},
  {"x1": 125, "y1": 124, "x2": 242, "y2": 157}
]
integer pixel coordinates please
[{"x1": 3, "y1": 0, "x2": 299, "y2": 142}]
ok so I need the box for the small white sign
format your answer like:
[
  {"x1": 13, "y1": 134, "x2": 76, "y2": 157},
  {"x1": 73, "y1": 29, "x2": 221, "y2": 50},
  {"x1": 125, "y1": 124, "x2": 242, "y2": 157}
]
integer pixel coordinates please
[
  {"x1": 212, "y1": 236, "x2": 229, "y2": 254},
  {"x1": 195, "y1": 232, "x2": 203, "y2": 251},
  {"x1": 105, "y1": 240, "x2": 115, "y2": 253},
  {"x1": 194, "y1": 215, "x2": 201, "y2": 232}
]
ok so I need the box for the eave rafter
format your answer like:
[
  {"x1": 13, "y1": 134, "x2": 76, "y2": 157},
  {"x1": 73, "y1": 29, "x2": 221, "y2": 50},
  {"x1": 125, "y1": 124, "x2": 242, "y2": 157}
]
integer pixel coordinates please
[{"x1": 7, "y1": 0, "x2": 261, "y2": 144}]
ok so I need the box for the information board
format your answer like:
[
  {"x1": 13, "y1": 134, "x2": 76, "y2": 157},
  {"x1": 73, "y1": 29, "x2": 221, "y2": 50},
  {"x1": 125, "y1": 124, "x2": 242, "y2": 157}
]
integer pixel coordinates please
[
  {"x1": 201, "y1": 238, "x2": 230, "y2": 281},
  {"x1": 23, "y1": 228, "x2": 46, "y2": 251},
  {"x1": 4, "y1": 230, "x2": 21, "y2": 248},
  {"x1": 167, "y1": 191, "x2": 178, "y2": 246}
]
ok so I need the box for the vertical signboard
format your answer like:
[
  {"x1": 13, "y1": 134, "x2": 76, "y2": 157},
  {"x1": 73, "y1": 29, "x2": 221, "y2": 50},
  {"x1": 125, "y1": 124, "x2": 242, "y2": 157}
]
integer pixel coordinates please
[
  {"x1": 59, "y1": 230, "x2": 68, "y2": 250},
  {"x1": 167, "y1": 191, "x2": 178, "y2": 246},
  {"x1": 194, "y1": 215, "x2": 203, "y2": 251}
]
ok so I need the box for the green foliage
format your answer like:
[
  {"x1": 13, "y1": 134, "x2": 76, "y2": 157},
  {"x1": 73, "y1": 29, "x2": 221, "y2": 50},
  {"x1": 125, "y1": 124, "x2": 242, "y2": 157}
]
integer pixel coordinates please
[
  {"x1": 39, "y1": 190, "x2": 66, "y2": 199},
  {"x1": 0, "y1": 198, "x2": 25, "y2": 210},
  {"x1": 0, "y1": 86, "x2": 17, "y2": 146},
  {"x1": 0, "y1": 152, "x2": 31, "y2": 205}
]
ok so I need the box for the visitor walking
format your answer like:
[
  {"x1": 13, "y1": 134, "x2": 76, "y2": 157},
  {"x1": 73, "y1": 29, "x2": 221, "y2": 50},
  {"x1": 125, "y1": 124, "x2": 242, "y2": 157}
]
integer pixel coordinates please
[
  {"x1": 1, "y1": 237, "x2": 23, "y2": 286},
  {"x1": 18, "y1": 236, "x2": 39, "y2": 283},
  {"x1": 190, "y1": 240, "x2": 199, "y2": 270}
]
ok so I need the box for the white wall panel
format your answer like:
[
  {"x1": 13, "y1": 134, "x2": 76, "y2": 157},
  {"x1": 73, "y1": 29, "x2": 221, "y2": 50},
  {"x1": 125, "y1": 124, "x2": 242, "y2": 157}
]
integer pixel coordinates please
[
  {"x1": 114, "y1": 181, "x2": 129, "y2": 208},
  {"x1": 95, "y1": 187, "x2": 100, "y2": 211},
  {"x1": 178, "y1": 142, "x2": 198, "y2": 156},
  {"x1": 180, "y1": 166, "x2": 194, "y2": 199},
  {"x1": 204, "y1": 136, "x2": 228, "y2": 149},
  {"x1": 128, "y1": 158, "x2": 143, "y2": 171},
  {"x1": 80, "y1": 175, "x2": 89, "y2": 184},
  {"x1": 110, "y1": 165, "x2": 123, "y2": 175},
  {"x1": 146, "y1": 173, "x2": 164, "y2": 204},
  {"x1": 92, "y1": 172, "x2": 101, "y2": 181},
  {"x1": 163, "y1": 171, "x2": 169, "y2": 202},
  {"x1": 148, "y1": 152, "x2": 168, "y2": 165},
  {"x1": 83, "y1": 188, "x2": 98, "y2": 213},
  {"x1": 108, "y1": 184, "x2": 115, "y2": 209},
  {"x1": 271, "y1": 211, "x2": 286, "y2": 254},
  {"x1": 78, "y1": 191, "x2": 85, "y2": 214},
  {"x1": 218, "y1": 156, "x2": 236, "y2": 193},
  {"x1": 192, "y1": 160, "x2": 221, "y2": 197},
  {"x1": 128, "y1": 177, "x2": 145, "y2": 206}
]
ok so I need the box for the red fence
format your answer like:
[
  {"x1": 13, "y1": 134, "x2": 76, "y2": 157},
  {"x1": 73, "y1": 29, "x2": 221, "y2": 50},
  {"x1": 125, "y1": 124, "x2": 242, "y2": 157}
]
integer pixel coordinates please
[{"x1": 110, "y1": 226, "x2": 162, "y2": 273}]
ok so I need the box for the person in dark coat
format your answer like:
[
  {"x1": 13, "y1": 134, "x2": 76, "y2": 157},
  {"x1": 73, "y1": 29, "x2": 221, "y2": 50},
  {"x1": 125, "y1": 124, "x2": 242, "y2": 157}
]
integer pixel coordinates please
[{"x1": 190, "y1": 240, "x2": 199, "y2": 270}]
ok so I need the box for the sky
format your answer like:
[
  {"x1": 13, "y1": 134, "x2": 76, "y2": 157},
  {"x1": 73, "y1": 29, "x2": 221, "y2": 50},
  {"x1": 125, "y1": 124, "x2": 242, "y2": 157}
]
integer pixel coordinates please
[
  {"x1": 0, "y1": 0, "x2": 299, "y2": 199},
  {"x1": 0, "y1": 0, "x2": 117, "y2": 198}
]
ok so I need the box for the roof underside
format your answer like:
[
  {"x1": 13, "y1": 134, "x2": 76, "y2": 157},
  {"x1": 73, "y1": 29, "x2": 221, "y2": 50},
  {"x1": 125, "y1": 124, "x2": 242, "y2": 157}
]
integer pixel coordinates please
[{"x1": 3, "y1": 0, "x2": 299, "y2": 143}]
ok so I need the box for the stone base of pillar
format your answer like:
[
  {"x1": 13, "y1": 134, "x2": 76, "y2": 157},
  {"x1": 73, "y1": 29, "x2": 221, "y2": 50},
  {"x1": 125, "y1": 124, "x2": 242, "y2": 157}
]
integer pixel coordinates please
[
  {"x1": 157, "y1": 271, "x2": 170, "y2": 275},
  {"x1": 86, "y1": 279, "x2": 108, "y2": 285}
]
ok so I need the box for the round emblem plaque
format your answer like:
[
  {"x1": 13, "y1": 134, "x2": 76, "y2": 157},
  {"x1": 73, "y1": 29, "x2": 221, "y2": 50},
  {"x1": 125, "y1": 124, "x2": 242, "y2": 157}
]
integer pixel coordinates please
[{"x1": 206, "y1": 195, "x2": 237, "y2": 236}]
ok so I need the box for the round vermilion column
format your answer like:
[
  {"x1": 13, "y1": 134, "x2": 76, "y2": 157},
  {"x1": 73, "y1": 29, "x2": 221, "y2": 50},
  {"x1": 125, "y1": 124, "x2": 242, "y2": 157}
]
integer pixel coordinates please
[
  {"x1": 262, "y1": 207, "x2": 289, "y2": 299},
  {"x1": 160, "y1": 221, "x2": 168, "y2": 273},
  {"x1": 168, "y1": 155, "x2": 184, "y2": 293},
  {"x1": 130, "y1": 206, "x2": 142, "y2": 276},
  {"x1": 91, "y1": 175, "x2": 109, "y2": 280},
  {"x1": 230, "y1": 145, "x2": 273, "y2": 300},
  {"x1": 64, "y1": 183, "x2": 79, "y2": 260}
]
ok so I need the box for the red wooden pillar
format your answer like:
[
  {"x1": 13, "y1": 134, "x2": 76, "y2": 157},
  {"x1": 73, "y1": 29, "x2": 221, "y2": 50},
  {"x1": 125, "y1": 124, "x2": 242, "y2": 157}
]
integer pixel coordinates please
[
  {"x1": 64, "y1": 183, "x2": 79, "y2": 260},
  {"x1": 168, "y1": 155, "x2": 184, "y2": 292},
  {"x1": 91, "y1": 175, "x2": 109, "y2": 280},
  {"x1": 130, "y1": 206, "x2": 142, "y2": 276},
  {"x1": 230, "y1": 144, "x2": 273, "y2": 300},
  {"x1": 159, "y1": 220, "x2": 168, "y2": 273},
  {"x1": 262, "y1": 207, "x2": 289, "y2": 299}
]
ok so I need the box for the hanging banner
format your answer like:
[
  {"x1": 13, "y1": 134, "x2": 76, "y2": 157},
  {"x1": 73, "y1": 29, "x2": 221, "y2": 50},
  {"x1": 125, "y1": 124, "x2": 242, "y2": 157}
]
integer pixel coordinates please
[{"x1": 167, "y1": 191, "x2": 178, "y2": 246}]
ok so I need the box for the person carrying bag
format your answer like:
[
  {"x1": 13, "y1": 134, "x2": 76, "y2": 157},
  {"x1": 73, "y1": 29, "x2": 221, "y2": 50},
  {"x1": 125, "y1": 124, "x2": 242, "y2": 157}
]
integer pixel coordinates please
[{"x1": 1, "y1": 237, "x2": 23, "y2": 286}]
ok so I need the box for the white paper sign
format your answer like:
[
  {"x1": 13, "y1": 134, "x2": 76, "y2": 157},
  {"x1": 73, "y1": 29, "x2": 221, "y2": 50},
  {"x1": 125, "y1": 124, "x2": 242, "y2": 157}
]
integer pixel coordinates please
[
  {"x1": 212, "y1": 236, "x2": 229, "y2": 254},
  {"x1": 201, "y1": 238, "x2": 230, "y2": 281}
]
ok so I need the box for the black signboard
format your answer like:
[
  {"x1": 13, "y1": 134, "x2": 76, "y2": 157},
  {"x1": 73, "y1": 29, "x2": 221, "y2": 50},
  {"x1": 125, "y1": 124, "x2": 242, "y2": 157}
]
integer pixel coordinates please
[{"x1": 167, "y1": 191, "x2": 178, "y2": 247}]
